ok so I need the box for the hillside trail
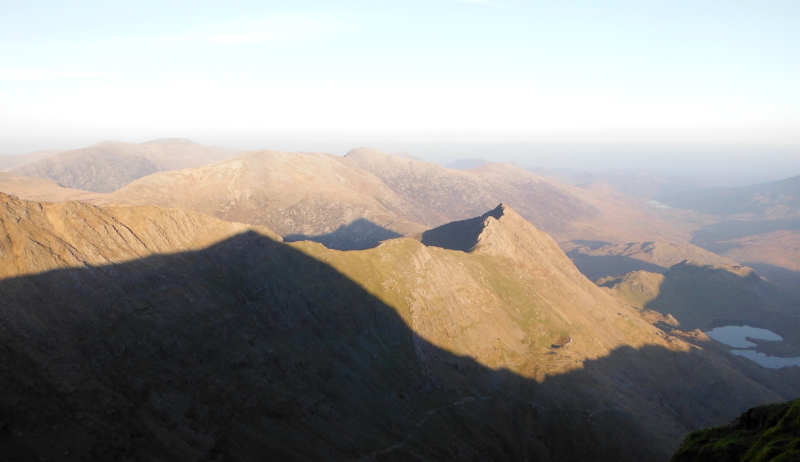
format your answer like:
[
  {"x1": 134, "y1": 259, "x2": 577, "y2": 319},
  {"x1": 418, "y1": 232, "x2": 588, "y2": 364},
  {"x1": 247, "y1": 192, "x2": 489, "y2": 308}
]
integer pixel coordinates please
[{"x1": 345, "y1": 395, "x2": 597, "y2": 461}]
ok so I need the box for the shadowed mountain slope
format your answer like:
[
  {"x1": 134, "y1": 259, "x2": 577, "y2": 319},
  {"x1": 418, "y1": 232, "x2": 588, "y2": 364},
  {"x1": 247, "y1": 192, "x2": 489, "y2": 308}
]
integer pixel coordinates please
[
  {"x1": 599, "y1": 261, "x2": 800, "y2": 358},
  {"x1": 1, "y1": 196, "x2": 799, "y2": 460},
  {"x1": 9, "y1": 139, "x2": 243, "y2": 193},
  {"x1": 283, "y1": 218, "x2": 403, "y2": 250},
  {"x1": 568, "y1": 241, "x2": 739, "y2": 282}
]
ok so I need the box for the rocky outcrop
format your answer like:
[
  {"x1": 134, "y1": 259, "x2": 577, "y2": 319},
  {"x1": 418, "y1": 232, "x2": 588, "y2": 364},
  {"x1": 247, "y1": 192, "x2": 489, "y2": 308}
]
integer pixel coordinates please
[{"x1": 671, "y1": 398, "x2": 800, "y2": 462}]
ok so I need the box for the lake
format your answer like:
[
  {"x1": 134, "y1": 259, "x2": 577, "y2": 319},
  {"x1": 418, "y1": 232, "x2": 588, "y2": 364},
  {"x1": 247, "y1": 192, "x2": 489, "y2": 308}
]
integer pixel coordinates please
[{"x1": 705, "y1": 325, "x2": 800, "y2": 369}]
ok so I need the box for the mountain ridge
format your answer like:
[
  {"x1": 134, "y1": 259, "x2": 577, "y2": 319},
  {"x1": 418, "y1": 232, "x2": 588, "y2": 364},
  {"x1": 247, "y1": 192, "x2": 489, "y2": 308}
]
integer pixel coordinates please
[{"x1": 1, "y1": 195, "x2": 797, "y2": 460}]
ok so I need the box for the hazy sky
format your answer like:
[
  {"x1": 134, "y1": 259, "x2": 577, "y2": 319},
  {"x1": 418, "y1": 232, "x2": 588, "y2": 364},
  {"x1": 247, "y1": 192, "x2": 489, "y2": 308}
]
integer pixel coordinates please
[{"x1": 1, "y1": 1, "x2": 799, "y2": 181}]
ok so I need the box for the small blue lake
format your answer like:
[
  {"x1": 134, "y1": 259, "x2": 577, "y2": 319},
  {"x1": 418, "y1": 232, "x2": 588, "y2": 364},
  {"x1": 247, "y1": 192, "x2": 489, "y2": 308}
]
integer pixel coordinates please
[{"x1": 704, "y1": 325, "x2": 800, "y2": 369}]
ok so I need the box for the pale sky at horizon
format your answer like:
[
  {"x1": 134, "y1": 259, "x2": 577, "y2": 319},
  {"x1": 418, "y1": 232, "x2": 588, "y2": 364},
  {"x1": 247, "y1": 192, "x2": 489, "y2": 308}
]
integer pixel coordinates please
[{"x1": 1, "y1": 0, "x2": 799, "y2": 181}]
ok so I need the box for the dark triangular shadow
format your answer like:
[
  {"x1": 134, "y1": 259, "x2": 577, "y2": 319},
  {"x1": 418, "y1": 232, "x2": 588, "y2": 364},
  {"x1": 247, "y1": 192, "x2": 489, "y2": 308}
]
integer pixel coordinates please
[
  {"x1": 419, "y1": 204, "x2": 504, "y2": 252},
  {"x1": 0, "y1": 231, "x2": 798, "y2": 461},
  {"x1": 284, "y1": 218, "x2": 402, "y2": 250},
  {"x1": 566, "y1": 250, "x2": 667, "y2": 281}
]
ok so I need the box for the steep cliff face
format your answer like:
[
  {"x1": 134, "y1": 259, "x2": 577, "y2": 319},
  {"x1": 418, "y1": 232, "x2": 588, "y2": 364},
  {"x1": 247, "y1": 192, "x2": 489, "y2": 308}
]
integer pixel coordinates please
[{"x1": 0, "y1": 196, "x2": 797, "y2": 461}]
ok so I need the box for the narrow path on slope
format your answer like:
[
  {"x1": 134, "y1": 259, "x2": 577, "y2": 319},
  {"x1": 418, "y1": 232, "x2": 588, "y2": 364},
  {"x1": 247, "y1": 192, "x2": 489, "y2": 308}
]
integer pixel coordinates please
[{"x1": 342, "y1": 395, "x2": 599, "y2": 461}]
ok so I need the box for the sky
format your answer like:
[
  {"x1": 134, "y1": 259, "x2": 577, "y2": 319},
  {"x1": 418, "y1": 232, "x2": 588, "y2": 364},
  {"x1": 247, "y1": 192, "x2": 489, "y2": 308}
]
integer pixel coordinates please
[{"x1": 1, "y1": 0, "x2": 799, "y2": 183}]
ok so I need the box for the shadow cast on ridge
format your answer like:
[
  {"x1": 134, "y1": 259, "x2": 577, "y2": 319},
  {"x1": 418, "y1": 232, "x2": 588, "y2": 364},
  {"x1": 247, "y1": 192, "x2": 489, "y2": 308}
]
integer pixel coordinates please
[
  {"x1": 419, "y1": 205, "x2": 504, "y2": 252},
  {"x1": 284, "y1": 218, "x2": 402, "y2": 250},
  {"x1": 566, "y1": 250, "x2": 667, "y2": 282},
  {"x1": 743, "y1": 262, "x2": 800, "y2": 300},
  {"x1": 567, "y1": 239, "x2": 613, "y2": 250},
  {"x1": 1, "y1": 232, "x2": 799, "y2": 461}
]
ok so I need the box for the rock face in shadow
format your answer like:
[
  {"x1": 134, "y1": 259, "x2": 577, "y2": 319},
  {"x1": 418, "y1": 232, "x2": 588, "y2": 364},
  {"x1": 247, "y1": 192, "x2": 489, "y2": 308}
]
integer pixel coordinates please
[
  {"x1": 284, "y1": 218, "x2": 403, "y2": 250},
  {"x1": 671, "y1": 398, "x2": 800, "y2": 462},
  {"x1": 1, "y1": 195, "x2": 799, "y2": 461},
  {"x1": 418, "y1": 204, "x2": 505, "y2": 252}
]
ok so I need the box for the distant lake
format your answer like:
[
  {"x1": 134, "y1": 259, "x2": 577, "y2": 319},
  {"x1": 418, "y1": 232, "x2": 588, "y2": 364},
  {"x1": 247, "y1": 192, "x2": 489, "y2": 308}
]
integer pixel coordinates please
[
  {"x1": 705, "y1": 325, "x2": 782, "y2": 348},
  {"x1": 705, "y1": 325, "x2": 800, "y2": 369},
  {"x1": 730, "y1": 350, "x2": 800, "y2": 369}
]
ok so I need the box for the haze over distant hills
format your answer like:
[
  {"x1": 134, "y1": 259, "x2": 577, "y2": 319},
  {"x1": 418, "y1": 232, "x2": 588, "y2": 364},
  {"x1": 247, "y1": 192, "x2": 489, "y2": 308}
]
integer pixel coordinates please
[
  {"x1": 0, "y1": 142, "x2": 690, "y2": 250},
  {"x1": 340, "y1": 148, "x2": 689, "y2": 244},
  {"x1": 448, "y1": 159, "x2": 705, "y2": 199},
  {"x1": 94, "y1": 149, "x2": 431, "y2": 250},
  {"x1": 663, "y1": 174, "x2": 800, "y2": 218},
  {"x1": 1, "y1": 193, "x2": 798, "y2": 460},
  {"x1": 0, "y1": 149, "x2": 66, "y2": 171},
  {"x1": 7, "y1": 138, "x2": 243, "y2": 193},
  {"x1": 656, "y1": 175, "x2": 800, "y2": 294}
]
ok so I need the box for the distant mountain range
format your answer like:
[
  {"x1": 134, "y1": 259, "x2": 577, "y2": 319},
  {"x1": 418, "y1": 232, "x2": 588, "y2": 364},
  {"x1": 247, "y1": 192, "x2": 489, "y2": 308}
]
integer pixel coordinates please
[
  {"x1": 655, "y1": 174, "x2": 800, "y2": 294},
  {"x1": 662, "y1": 174, "x2": 800, "y2": 219},
  {"x1": 0, "y1": 143, "x2": 689, "y2": 249},
  {"x1": 6, "y1": 138, "x2": 243, "y2": 193}
]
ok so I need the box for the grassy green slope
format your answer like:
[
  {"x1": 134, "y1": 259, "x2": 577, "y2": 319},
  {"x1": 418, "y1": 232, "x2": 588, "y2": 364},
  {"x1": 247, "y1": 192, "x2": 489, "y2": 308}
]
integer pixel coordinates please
[{"x1": 671, "y1": 399, "x2": 800, "y2": 462}]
